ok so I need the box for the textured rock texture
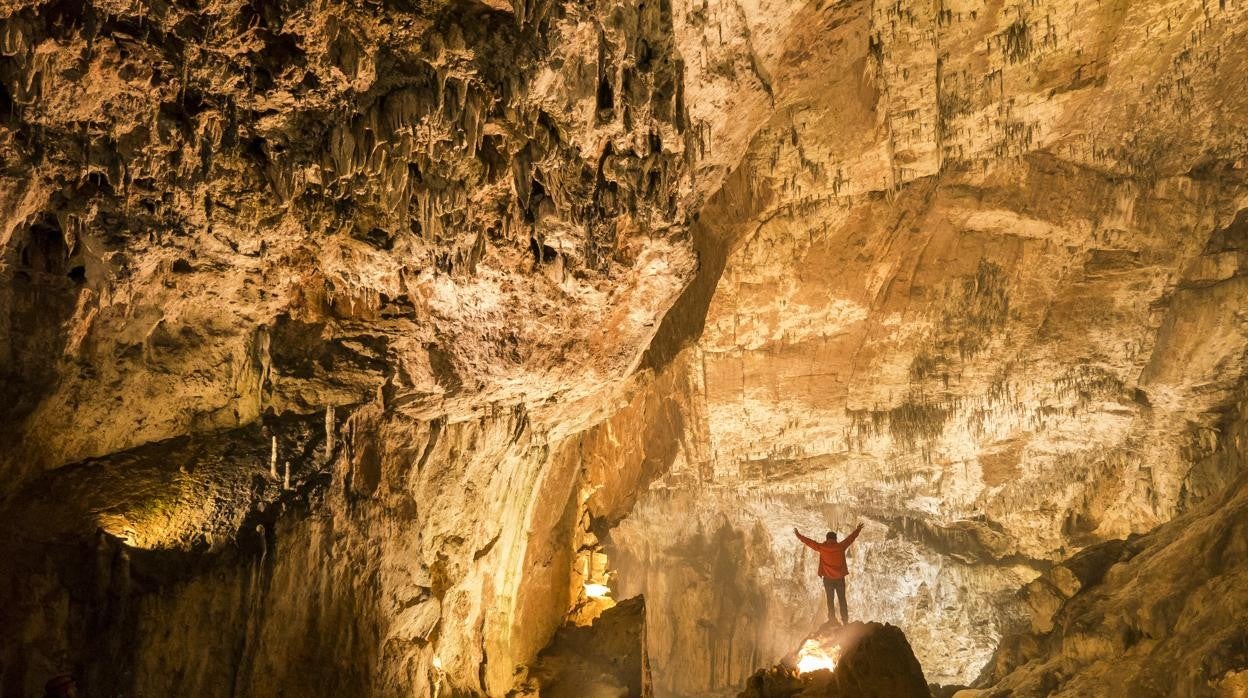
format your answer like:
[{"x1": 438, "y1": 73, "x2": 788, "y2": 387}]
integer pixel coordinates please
[
  {"x1": 0, "y1": 0, "x2": 714, "y2": 691},
  {"x1": 609, "y1": 0, "x2": 1248, "y2": 691},
  {"x1": 521, "y1": 594, "x2": 652, "y2": 697},
  {"x1": 737, "y1": 621, "x2": 930, "y2": 698},
  {"x1": 1, "y1": 0, "x2": 1248, "y2": 694},
  {"x1": 610, "y1": 481, "x2": 1031, "y2": 693},
  {"x1": 970, "y1": 417, "x2": 1248, "y2": 697},
  {"x1": 1, "y1": 364, "x2": 698, "y2": 696},
  {"x1": 0, "y1": 0, "x2": 702, "y2": 488}
]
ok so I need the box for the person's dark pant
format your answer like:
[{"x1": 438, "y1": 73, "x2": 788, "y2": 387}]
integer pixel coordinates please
[{"x1": 823, "y1": 577, "x2": 848, "y2": 624}]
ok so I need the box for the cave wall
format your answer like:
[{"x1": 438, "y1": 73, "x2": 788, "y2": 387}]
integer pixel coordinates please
[
  {"x1": 0, "y1": 0, "x2": 718, "y2": 495},
  {"x1": 611, "y1": 483, "x2": 1034, "y2": 693},
  {"x1": 976, "y1": 388, "x2": 1248, "y2": 696},
  {"x1": 0, "y1": 360, "x2": 700, "y2": 696},
  {"x1": 2, "y1": 0, "x2": 1248, "y2": 693},
  {"x1": 0, "y1": 0, "x2": 740, "y2": 692},
  {"x1": 607, "y1": 0, "x2": 1248, "y2": 693}
]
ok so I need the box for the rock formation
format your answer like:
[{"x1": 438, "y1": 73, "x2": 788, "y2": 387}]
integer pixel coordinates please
[
  {"x1": 607, "y1": 0, "x2": 1248, "y2": 690},
  {"x1": 971, "y1": 466, "x2": 1248, "y2": 697},
  {"x1": 520, "y1": 594, "x2": 652, "y2": 697},
  {"x1": 1, "y1": 0, "x2": 1247, "y2": 694},
  {"x1": 738, "y1": 621, "x2": 930, "y2": 698}
]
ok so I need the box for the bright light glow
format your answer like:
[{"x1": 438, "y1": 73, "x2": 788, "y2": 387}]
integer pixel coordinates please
[
  {"x1": 795, "y1": 638, "x2": 840, "y2": 674},
  {"x1": 583, "y1": 583, "x2": 612, "y2": 598},
  {"x1": 431, "y1": 656, "x2": 443, "y2": 670}
]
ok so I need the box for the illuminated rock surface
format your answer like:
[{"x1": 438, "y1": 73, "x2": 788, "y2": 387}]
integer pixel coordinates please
[
  {"x1": 0, "y1": 0, "x2": 1247, "y2": 694},
  {"x1": 973, "y1": 467, "x2": 1248, "y2": 697},
  {"x1": 738, "y1": 621, "x2": 929, "y2": 698},
  {"x1": 520, "y1": 594, "x2": 651, "y2": 698}
]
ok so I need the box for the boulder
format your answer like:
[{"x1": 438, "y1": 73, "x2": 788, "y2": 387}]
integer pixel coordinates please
[{"x1": 739, "y1": 621, "x2": 930, "y2": 698}]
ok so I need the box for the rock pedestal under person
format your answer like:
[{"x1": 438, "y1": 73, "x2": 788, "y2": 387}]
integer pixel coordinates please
[{"x1": 794, "y1": 523, "x2": 865, "y2": 624}]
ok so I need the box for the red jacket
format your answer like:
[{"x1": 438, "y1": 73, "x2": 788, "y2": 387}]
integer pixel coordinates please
[{"x1": 796, "y1": 527, "x2": 861, "y2": 579}]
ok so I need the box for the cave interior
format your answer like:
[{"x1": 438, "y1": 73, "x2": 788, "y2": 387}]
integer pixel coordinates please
[{"x1": 2, "y1": 0, "x2": 1248, "y2": 695}]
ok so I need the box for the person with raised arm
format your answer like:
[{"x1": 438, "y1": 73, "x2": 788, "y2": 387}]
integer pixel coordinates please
[{"x1": 794, "y1": 522, "x2": 865, "y2": 625}]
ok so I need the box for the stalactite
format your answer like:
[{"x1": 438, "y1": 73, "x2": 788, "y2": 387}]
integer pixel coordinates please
[{"x1": 325, "y1": 406, "x2": 336, "y2": 457}]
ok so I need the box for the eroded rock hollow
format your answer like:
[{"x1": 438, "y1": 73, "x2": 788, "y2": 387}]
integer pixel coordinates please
[{"x1": 2, "y1": 0, "x2": 1247, "y2": 695}]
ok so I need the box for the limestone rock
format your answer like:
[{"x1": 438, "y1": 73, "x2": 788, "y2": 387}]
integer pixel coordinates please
[
  {"x1": 976, "y1": 469, "x2": 1248, "y2": 697},
  {"x1": 522, "y1": 594, "x2": 651, "y2": 698},
  {"x1": 1, "y1": 0, "x2": 1248, "y2": 694},
  {"x1": 738, "y1": 621, "x2": 930, "y2": 698}
]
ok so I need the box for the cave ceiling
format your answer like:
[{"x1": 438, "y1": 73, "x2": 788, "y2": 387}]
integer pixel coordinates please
[{"x1": 2, "y1": 0, "x2": 1248, "y2": 694}]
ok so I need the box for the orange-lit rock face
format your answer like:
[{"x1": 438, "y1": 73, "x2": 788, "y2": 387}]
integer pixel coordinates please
[
  {"x1": 632, "y1": 168, "x2": 1248, "y2": 687},
  {"x1": 2, "y1": 0, "x2": 1248, "y2": 695},
  {"x1": 795, "y1": 638, "x2": 840, "y2": 674},
  {"x1": 610, "y1": 0, "x2": 1248, "y2": 693},
  {"x1": 0, "y1": 0, "x2": 701, "y2": 492},
  {"x1": 0, "y1": 0, "x2": 706, "y2": 694}
]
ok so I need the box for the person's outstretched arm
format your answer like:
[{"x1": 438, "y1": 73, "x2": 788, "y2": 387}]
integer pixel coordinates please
[
  {"x1": 794, "y1": 528, "x2": 820, "y2": 550},
  {"x1": 841, "y1": 523, "x2": 865, "y2": 548}
]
